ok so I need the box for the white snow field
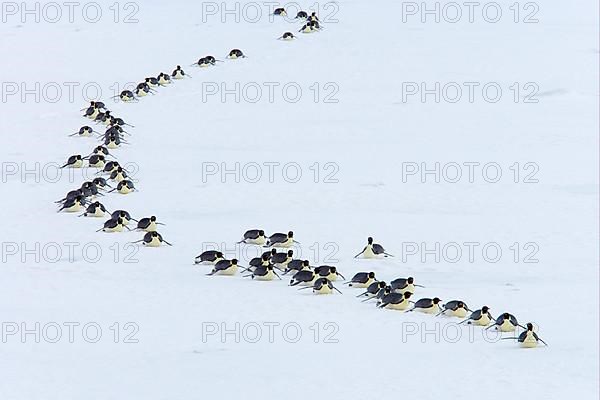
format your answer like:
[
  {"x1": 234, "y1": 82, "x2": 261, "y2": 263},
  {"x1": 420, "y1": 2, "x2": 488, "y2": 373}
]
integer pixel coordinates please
[{"x1": 0, "y1": 0, "x2": 598, "y2": 399}]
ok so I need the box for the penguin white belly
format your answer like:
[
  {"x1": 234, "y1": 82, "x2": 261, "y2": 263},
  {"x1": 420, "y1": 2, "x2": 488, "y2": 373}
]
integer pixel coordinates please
[
  {"x1": 352, "y1": 277, "x2": 375, "y2": 288},
  {"x1": 300, "y1": 277, "x2": 316, "y2": 286},
  {"x1": 118, "y1": 186, "x2": 133, "y2": 194},
  {"x1": 246, "y1": 237, "x2": 266, "y2": 245},
  {"x1": 449, "y1": 308, "x2": 468, "y2": 318},
  {"x1": 499, "y1": 320, "x2": 516, "y2": 332},
  {"x1": 474, "y1": 314, "x2": 492, "y2": 326},
  {"x1": 107, "y1": 141, "x2": 119, "y2": 149},
  {"x1": 362, "y1": 246, "x2": 377, "y2": 259},
  {"x1": 113, "y1": 173, "x2": 125, "y2": 182},
  {"x1": 90, "y1": 161, "x2": 104, "y2": 168},
  {"x1": 103, "y1": 119, "x2": 111, "y2": 126},
  {"x1": 70, "y1": 160, "x2": 83, "y2": 168},
  {"x1": 386, "y1": 301, "x2": 409, "y2": 310},
  {"x1": 136, "y1": 90, "x2": 147, "y2": 97},
  {"x1": 158, "y1": 77, "x2": 169, "y2": 84},
  {"x1": 520, "y1": 332, "x2": 538, "y2": 348},
  {"x1": 90, "y1": 208, "x2": 105, "y2": 217},
  {"x1": 89, "y1": 109, "x2": 99, "y2": 119},
  {"x1": 104, "y1": 225, "x2": 123, "y2": 233},
  {"x1": 418, "y1": 305, "x2": 439, "y2": 314},
  {"x1": 326, "y1": 272, "x2": 338, "y2": 281},
  {"x1": 255, "y1": 270, "x2": 275, "y2": 281},
  {"x1": 216, "y1": 265, "x2": 237, "y2": 276},
  {"x1": 272, "y1": 238, "x2": 293, "y2": 248},
  {"x1": 314, "y1": 285, "x2": 333, "y2": 295},
  {"x1": 144, "y1": 221, "x2": 157, "y2": 231},
  {"x1": 144, "y1": 237, "x2": 162, "y2": 247},
  {"x1": 301, "y1": 27, "x2": 313, "y2": 33},
  {"x1": 229, "y1": 54, "x2": 238, "y2": 59},
  {"x1": 121, "y1": 218, "x2": 130, "y2": 226},
  {"x1": 173, "y1": 71, "x2": 184, "y2": 79},
  {"x1": 64, "y1": 202, "x2": 82, "y2": 212},
  {"x1": 283, "y1": 36, "x2": 294, "y2": 41}
]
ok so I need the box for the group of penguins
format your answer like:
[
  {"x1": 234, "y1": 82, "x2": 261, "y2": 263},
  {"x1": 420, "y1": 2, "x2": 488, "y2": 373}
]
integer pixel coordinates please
[
  {"x1": 56, "y1": 99, "x2": 174, "y2": 247},
  {"x1": 195, "y1": 231, "x2": 548, "y2": 348},
  {"x1": 55, "y1": 6, "x2": 327, "y2": 242}
]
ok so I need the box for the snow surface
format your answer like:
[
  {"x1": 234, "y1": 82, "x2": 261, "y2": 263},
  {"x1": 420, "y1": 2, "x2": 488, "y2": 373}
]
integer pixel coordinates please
[{"x1": 0, "y1": 0, "x2": 599, "y2": 399}]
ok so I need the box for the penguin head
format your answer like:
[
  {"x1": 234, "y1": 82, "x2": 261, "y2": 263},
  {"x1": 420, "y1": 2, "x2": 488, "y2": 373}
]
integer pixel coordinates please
[
  {"x1": 271, "y1": 249, "x2": 277, "y2": 255},
  {"x1": 526, "y1": 322, "x2": 534, "y2": 331},
  {"x1": 378, "y1": 281, "x2": 386, "y2": 289},
  {"x1": 302, "y1": 260, "x2": 310, "y2": 266},
  {"x1": 403, "y1": 292, "x2": 413, "y2": 299},
  {"x1": 74, "y1": 195, "x2": 84, "y2": 202},
  {"x1": 457, "y1": 301, "x2": 465, "y2": 308},
  {"x1": 433, "y1": 297, "x2": 441, "y2": 304},
  {"x1": 216, "y1": 251, "x2": 223, "y2": 258},
  {"x1": 267, "y1": 265, "x2": 274, "y2": 271},
  {"x1": 231, "y1": 259, "x2": 238, "y2": 265},
  {"x1": 407, "y1": 277, "x2": 414, "y2": 284},
  {"x1": 384, "y1": 286, "x2": 392, "y2": 294},
  {"x1": 94, "y1": 201, "x2": 101, "y2": 206},
  {"x1": 481, "y1": 306, "x2": 490, "y2": 313},
  {"x1": 368, "y1": 271, "x2": 376, "y2": 279},
  {"x1": 151, "y1": 231, "x2": 158, "y2": 237},
  {"x1": 177, "y1": 65, "x2": 181, "y2": 69},
  {"x1": 287, "y1": 250, "x2": 293, "y2": 256},
  {"x1": 503, "y1": 312, "x2": 511, "y2": 320},
  {"x1": 258, "y1": 230, "x2": 265, "y2": 236},
  {"x1": 367, "y1": 237, "x2": 374, "y2": 244},
  {"x1": 117, "y1": 217, "x2": 124, "y2": 225},
  {"x1": 288, "y1": 231, "x2": 294, "y2": 238},
  {"x1": 150, "y1": 216, "x2": 157, "y2": 222},
  {"x1": 262, "y1": 254, "x2": 270, "y2": 261},
  {"x1": 330, "y1": 266, "x2": 337, "y2": 273}
]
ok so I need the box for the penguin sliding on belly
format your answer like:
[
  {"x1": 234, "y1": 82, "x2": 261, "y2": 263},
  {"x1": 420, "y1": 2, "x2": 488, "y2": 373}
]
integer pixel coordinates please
[
  {"x1": 264, "y1": 231, "x2": 296, "y2": 248},
  {"x1": 245, "y1": 264, "x2": 281, "y2": 281},
  {"x1": 111, "y1": 210, "x2": 137, "y2": 226},
  {"x1": 390, "y1": 277, "x2": 424, "y2": 294},
  {"x1": 298, "y1": 278, "x2": 342, "y2": 295},
  {"x1": 460, "y1": 306, "x2": 493, "y2": 326},
  {"x1": 486, "y1": 312, "x2": 524, "y2": 332},
  {"x1": 502, "y1": 323, "x2": 548, "y2": 348},
  {"x1": 108, "y1": 179, "x2": 136, "y2": 194},
  {"x1": 437, "y1": 300, "x2": 471, "y2": 318},
  {"x1": 135, "y1": 216, "x2": 166, "y2": 232},
  {"x1": 172, "y1": 65, "x2": 190, "y2": 79},
  {"x1": 407, "y1": 297, "x2": 442, "y2": 314},
  {"x1": 61, "y1": 154, "x2": 84, "y2": 168},
  {"x1": 69, "y1": 126, "x2": 96, "y2": 137},
  {"x1": 57, "y1": 195, "x2": 86, "y2": 213},
  {"x1": 238, "y1": 229, "x2": 266, "y2": 245},
  {"x1": 314, "y1": 265, "x2": 345, "y2": 281},
  {"x1": 207, "y1": 259, "x2": 239, "y2": 276},
  {"x1": 79, "y1": 201, "x2": 107, "y2": 217},
  {"x1": 97, "y1": 217, "x2": 129, "y2": 233},
  {"x1": 278, "y1": 32, "x2": 296, "y2": 40},
  {"x1": 356, "y1": 281, "x2": 387, "y2": 298},
  {"x1": 346, "y1": 271, "x2": 377, "y2": 288},
  {"x1": 378, "y1": 292, "x2": 414, "y2": 311},
  {"x1": 354, "y1": 237, "x2": 393, "y2": 258},
  {"x1": 194, "y1": 250, "x2": 224, "y2": 265},
  {"x1": 131, "y1": 231, "x2": 173, "y2": 247}
]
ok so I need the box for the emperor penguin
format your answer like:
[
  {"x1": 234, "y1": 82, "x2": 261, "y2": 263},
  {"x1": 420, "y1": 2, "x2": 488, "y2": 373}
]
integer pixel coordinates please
[
  {"x1": 408, "y1": 297, "x2": 442, "y2": 314},
  {"x1": 172, "y1": 65, "x2": 189, "y2": 79},
  {"x1": 97, "y1": 217, "x2": 128, "y2": 233},
  {"x1": 487, "y1": 312, "x2": 523, "y2": 332},
  {"x1": 314, "y1": 265, "x2": 346, "y2": 281},
  {"x1": 284, "y1": 259, "x2": 311, "y2": 275},
  {"x1": 80, "y1": 201, "x2": 107, "y2": 217},
  {"x1": 354, "y1": 237, "x2": 393, "y2": 258},
  {"x1": 157, "y1": 72, "x2": 172, "y2": 85},
  {"x1": 378, "y1": 292, "x2": 414, "y2": 311},
  {"x1": 207, "y1": 259, "x2": 238, "y2": 276},
  {"x1": 57, "y1": 195, "x2": 85, "y2": 213},
  {"x1": 109, "y1": 180, "x2": 136, "y2": 194},
  {"x1": 271, "y1": 249, "x2": 293, "y2": 267},
  {"x1": 346, "y1": 271, "x2": 377, "y2": 288},
  {"x1": 437, "y1": 300, "x2": 471, "y2": 318},
  {"x1": 245, "y1": 264, "x2": 281, "y2": 281},
  {"x1": 135, "y1": 216, "x2": 165, "y2": 232},
  {"x1": 461, "y1": 306, "x2": 493, "y2": 326},
  {"x1": 265, "y1": 231, "x2": 296, "y2": 248},
  {"x1": 111, "y1": 210, "x2": 136, "y2": 226},
  {"x1": 278, "y1": 32, "x2": 296, "y2": 40},
  {"x1": 272, "y1": 7, "x2": 286, "y2": 16},
  {"x1": 69, "y1": 126, "x2": 95, "y2": 137},
  {"x1": 61, "y1": 155, "x2": 84, "y2": 168},
  {"x1": 390, "y1": 277, "x2": 424, "y2": 294},
  {"x1": 194, "y1": 250, "x2": 224, "y2": 265},
  {"x1": 503, "y1": 323, "x2": 548, "y2": 348},
  {"x1": 132, "y1": 231, "x2": 173, "y2": 247},
  {"x1": 356, "y1": 281, "x2": 387, "y2": 298},
  {"x1": 298, "y1": 277, "x2": 342, "y2": 294},
  {"x1": 227, "y1": 49, "x2": 246, "y2": 59},
  {"x1": 289, "y1": 269, "x2": 317, "y2": 286},
  {"x1": 238, "y1": 229, "x2": 266, "y2": 245}
]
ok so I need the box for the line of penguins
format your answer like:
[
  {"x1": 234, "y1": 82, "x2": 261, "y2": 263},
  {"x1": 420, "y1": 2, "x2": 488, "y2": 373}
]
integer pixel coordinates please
[
  {"x1": 55, "y1": 6, "x2": 328, "y2": 243},
  {"x1": 195, "y1": 231, "x2": 547, "y2": 348},
  {"x1": 56, "y1": 99, "x2": 174, "y2": 247}
]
